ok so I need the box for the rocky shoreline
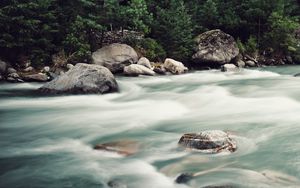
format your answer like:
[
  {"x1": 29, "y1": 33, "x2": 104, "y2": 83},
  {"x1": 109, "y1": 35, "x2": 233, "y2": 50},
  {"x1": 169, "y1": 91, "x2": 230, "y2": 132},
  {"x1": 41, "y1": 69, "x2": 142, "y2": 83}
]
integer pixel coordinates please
[{"x1": 0, "y1": 29, "x2": 298, "y2": 93}]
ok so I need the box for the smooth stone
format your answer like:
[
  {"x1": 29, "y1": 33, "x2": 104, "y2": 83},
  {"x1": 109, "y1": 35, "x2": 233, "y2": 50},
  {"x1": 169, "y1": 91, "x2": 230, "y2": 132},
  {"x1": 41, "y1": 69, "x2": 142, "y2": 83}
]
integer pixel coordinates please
[
  {"x1": 7, "y1": 67, "x2": 17, "y2": 74},
  {"x1": 23, "y1": 66, "x2": 34, "y2": 72},
  {"x1": 236, "y1": 60, "x2": 246, "y2": 68},
  {"x1": 92, "y1": 43, "x2": 138, "y2": 73},
  {"x1": 221, "y1": 64, "x2": 239, "y2": 72},
  {"x1": 39, "y1": 63, "x2": 118, "y2": 95},
  {"x1": 123, "y1": 64, "x2": 155, "y2": 76},
  {"x1": 0, "y1": 60, "x2": 7, "y2": 74},
  {"x1": 163, "y1": 58, "x2": 188, "y2": 74},
  {"x1": 175, "y1": 173, "x2": 194, "y2": 184},
  {"x1": 137, "y1": 57, "x2": 152, "y2": 69},
  {"x1": 245, "y1": 60, "x2": 256, "y2": 67},
  {"x1": 66, "y1": 64, "x2": 74, "y2": 70},
  {"x1": 42, "y1": 66, "x2": 50, "y2": 73}
]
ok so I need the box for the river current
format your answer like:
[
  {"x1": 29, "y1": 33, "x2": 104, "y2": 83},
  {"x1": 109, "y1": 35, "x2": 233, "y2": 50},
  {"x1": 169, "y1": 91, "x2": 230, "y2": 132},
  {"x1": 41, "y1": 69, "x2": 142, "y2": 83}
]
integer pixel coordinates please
[{"x1": 1, "y1": 66, "x2": 300, "y2": 188}]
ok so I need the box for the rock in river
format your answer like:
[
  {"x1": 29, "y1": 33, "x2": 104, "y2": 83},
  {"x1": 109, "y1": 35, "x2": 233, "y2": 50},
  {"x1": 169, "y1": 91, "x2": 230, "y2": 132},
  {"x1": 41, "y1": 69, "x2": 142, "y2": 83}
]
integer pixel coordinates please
[
  {"x1": 123, "y1": 64, "x2": 155, "y2": 76},
  {"x1": 192, "y1": 29, "x2": 239, "y2": 65},
  {"x1": 39, "y1": 63, "x2": 118, "y2": 95},
  {"x1": 164, "y1": 58, "x2": 188, "y2": 74},
  {"x1": 221, "y1": 64, "x2": 239, "y2": 72},
  {"x1": 94, "y1": 140, "x2": 139, "y2": 156},
  {"x1": 92, "y1": 43, "x2": 138, "y2": 73},
  {"x1": 23, "y1": 73, "x2": 49, "y2": 82},
  {"x1": 178, "y1": 130, "x2": 237, "y2": 153}
]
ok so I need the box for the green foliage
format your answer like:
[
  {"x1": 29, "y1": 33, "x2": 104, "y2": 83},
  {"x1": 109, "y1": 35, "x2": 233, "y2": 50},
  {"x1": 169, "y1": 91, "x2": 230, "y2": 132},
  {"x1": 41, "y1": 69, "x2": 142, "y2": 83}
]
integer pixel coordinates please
[
  {"x1": 263, "y1": 11, "x2": 299, "y2": 54},
  {"x1": 152, "y1": 0, "x2": 194, "y2": 61}
]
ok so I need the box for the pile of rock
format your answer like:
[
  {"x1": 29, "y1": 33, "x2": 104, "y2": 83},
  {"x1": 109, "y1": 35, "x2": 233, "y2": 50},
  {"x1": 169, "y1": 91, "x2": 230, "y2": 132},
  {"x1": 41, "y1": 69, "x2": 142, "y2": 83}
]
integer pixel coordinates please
[{"x1": 92, "y1": 43, "x2": 188, "y2": 77}]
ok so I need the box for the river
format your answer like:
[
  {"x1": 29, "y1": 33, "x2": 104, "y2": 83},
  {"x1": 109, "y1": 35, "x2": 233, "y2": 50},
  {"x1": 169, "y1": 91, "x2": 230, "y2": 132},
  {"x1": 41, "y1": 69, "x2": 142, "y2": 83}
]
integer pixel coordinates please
[{"x1": 1, "y1": 66, "x2": 300, "y2": 188}]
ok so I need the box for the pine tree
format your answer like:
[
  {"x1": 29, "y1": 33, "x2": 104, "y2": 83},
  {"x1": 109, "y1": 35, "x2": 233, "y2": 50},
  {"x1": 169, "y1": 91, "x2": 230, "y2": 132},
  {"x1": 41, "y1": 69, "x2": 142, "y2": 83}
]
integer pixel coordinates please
[{"x1": 152, "y1": 0, "x2": 194, "y2": 61}]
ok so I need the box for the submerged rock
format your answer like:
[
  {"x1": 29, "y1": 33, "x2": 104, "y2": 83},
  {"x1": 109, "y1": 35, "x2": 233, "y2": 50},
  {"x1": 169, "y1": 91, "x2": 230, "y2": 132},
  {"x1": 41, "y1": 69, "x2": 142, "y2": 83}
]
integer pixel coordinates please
[
  {"x1": 94, "y1": 140, "x2": 139, "y2": 156},
  {"x1": 192, "y1": 30, "x2": 239, "y2": 65},
  {"x1": 294, "y1": 73, "x2": 300, "y2": 77},
  {"x1": 163, "y1": 58, "x2": 188, "y2": 74},
  {"x1": 175, "y1": 173, "x2": 194, "y2": 184},
  {"x1": 92, "y1": 43, "x2": 138, "y2": 73},
  {"x1": 123, "y1": 64, "x2": 155, "y2": 76},
  {"x1": 221, "y1": 64, "x2": 239, "y2": 72},
  {"x1": 107, "y1": 180, "x2": 127, "y2": 188},
  {"x1": 178, "y1": 130, "x2": 237, "y2": 153},
  {"x1": 39, "y1": 63, "x2": 118, "y2": 95}
]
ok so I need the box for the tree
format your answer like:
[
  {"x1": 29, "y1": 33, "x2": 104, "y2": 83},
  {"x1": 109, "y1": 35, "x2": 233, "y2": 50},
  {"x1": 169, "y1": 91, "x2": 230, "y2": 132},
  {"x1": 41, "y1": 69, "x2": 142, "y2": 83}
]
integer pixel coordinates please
[
  {"x1": 0, "y1": 0, "x2": 59, "y2": 65},
  {"x1": 152, "y1": 0, "x2": 194, "y2": 61}
]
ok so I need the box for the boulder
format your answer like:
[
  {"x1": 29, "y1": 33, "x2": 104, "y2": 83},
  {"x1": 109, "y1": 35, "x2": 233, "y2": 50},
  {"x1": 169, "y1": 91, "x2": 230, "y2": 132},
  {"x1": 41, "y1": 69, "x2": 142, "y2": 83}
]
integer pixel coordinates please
[
  {"x1": 163, "y1": 58, "x2": 188, "y2": 74},
  {"x1": 123, "y1": 64, "x2": 155, "y2": 76},
  {"x1": 92, "y1": 43, "x2": 138, "y2": 73},
  {"x1": 7, "y1": 73, "x2": 23, "y2": 83},
  {"x1": 137, "y1": 57, "x2": 152, "y2": 69},
  {"x1": 94, "y1": 140, "x2": 139, "y2": 156},
  {"x1": 221, "y1": 64, "x2": 239, "y2": 72},
  {"x1": 23, "y1": 73, "x2": 49, "y2": 82},
  {"x1": 245, "y1": 60, "x2": 256, "y2": 67},
  {"x1": 178, "y1": 130, "x2": 237, "y2": 153},
  {"x1": 39, "y1": 63, "x2": 118, "y2": 95},
  {"x1": 236, "y1": 60, "x2": 246, "y2": 68},
  {"x1": 66, "y1": 63, "x2": 74, "y2": 70},
  {"x1": 23, "y1": 66, "x2": 34, "y2": 72},
  {"x1": 0, "y1": 60, "x2": 8, "y2": 74},
  {"x1": 192, "y1": 29, "x2": 239, "y2": 65},
  {"x1": 7, "y1": 67, "x2": 17, "y2": 74}
]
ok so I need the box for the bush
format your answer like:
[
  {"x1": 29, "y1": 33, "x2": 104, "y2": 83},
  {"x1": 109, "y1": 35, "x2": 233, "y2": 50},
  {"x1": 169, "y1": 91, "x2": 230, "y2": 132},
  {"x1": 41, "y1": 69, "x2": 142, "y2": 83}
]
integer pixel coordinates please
[{"x1": 125, "y1": 37, "x2": 166, "y2": 61}]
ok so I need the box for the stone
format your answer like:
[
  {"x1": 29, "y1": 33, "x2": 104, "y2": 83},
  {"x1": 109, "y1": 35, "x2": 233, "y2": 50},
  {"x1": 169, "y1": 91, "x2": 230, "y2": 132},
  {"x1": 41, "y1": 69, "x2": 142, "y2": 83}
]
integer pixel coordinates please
[
  {"x1": 94, "y1": 140, "x2": 139, "y2": 156},
  {"x1": 0, "y1": 60, "x2": 8, "y2": 74},
  {"x1": 7, "y1": 73, "x2": 23, "y2": 83},
  {"x1": 175, "y1": 173, "x2": 194, "y2": 184},
  {"x1": 107, "y1": 180, "x2": 127, "y2": 188},
  {"x1": 221, "y1": 64, "x2": 239, "y2": 72},
  {"x1": 192, "y1": 29, "x2": 239, "y2": 65},
  {"x1": 137, "y1": 57, "x2": 152, "y2": 69},
  {"x1": 23, "y1": 73, "x2": 49, "y2": 82},
  {"x1": 123, "y1": 64, "x2": 155, "y2": 76},
  {"x1": 66, "y1": 64, "x2": 74, "y2": 70},
  {"x1": 92, "y1": 43, "x2": 138, "y2": 73},
  {"x1": 294, "y1": 73, "x2": 300, "y2": 77},
  {"x1": 163, "y1": 58, "x2": 188, "y2": 74},
  {"x1": 245, "y1": 60, "x2": 256, "y2": 67},
  {"x1": 23, "y1": 66, "x2": 34, "y2": 72},
  {"x1": 42, "y1": 66, "x2": 50, "y2": 73},
  {"x1": 7, "y1": 67, "x2": 17, "y2": 74},
  {"x1": 236, "y1": 60, "x2": 246, "y2": 68},
  {"x1": 178, "y1": 130, "x2": 237, "y2": 153},
  {"x1": 39, "y1": 63, "x2": 118, "y2": 95}
]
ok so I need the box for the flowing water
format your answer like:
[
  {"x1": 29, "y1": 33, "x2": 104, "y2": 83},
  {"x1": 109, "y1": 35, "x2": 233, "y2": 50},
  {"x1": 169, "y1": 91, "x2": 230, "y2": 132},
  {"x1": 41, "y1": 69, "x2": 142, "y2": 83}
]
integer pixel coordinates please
[{"x1": 1, "y1": 66, "x2": 300, "y2": 188}]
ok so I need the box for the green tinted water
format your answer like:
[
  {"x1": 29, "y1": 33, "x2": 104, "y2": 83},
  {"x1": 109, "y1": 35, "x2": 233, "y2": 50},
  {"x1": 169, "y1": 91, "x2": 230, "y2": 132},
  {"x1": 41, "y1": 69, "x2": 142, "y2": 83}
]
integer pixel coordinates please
[{"x1": 1, "y1": 66, "x2": 300, "y2": 188}]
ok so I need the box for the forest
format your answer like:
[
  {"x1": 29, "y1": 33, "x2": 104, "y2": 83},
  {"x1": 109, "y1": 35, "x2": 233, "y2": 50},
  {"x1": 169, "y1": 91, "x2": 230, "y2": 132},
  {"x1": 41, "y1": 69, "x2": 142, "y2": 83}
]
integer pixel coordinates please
[{"x1": 0, "y1": 0, "x2": 300, "y2": 66}]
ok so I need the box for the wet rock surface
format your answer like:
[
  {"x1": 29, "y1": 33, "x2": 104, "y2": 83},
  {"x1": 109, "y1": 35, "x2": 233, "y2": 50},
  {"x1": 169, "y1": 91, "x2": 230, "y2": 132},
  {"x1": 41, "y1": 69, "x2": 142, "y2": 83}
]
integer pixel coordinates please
[
  {"x1": 178, "y1": 130, "x2": 237, "y2": 153},
  {"x1": 94, "y1": 140, "x2": 139, "y2": 156}
]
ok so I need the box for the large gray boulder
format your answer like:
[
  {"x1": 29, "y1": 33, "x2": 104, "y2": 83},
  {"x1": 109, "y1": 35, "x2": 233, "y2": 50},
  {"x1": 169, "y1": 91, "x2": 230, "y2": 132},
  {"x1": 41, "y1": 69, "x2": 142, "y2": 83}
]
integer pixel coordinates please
[
  {"x1": 123, "y1": 64, "x2": 155, "y2": 76},
  {"x1": 92, "y1": 43, "x2": 138, "y2": 73},
  {"x1": 39, "y1": 63, "x2": 118, "y2": 95},
  {"x1": 192, "y1": 30, "x2": 239, "y2": 65},
  {"x1": 178, "y1": 130, "x2": 237, "y2": 154}
]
